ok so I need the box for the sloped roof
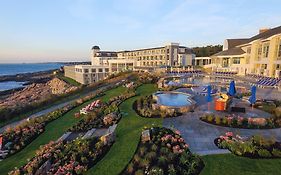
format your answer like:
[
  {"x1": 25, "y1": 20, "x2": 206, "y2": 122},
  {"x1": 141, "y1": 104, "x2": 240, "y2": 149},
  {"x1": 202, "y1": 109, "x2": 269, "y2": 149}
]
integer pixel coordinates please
[
  {"x1": 213, "y1": 47, "x2": 245, "y2": 56},
  {"x1": 226, "y1": 38, "x2": 249, "y2": 49},
  {"x1": 249, "y1": 25, "x2": 281, "y2": 42}
]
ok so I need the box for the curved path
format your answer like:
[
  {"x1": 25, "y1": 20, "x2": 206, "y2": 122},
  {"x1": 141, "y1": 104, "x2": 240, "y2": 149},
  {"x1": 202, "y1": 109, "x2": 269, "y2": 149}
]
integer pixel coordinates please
[
  {"x1": 0, "y1": 82, "x2": 117, "y2": 134},
  {"x1": 163, "y1": 110, "x2": 281, "y2": 155}
]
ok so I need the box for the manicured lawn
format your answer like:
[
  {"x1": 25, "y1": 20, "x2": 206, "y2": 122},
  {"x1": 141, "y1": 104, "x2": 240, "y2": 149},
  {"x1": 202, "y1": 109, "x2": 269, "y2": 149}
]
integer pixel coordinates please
[
  {"x1": 201, "y1": 154, "x2": 281, "y2": 175},
  {"x1": 0, "y1": 86, "x2": 126, "y2": 175},
  {"x1": 86, "y1": 84, "x2": 163, "y2": 175}
]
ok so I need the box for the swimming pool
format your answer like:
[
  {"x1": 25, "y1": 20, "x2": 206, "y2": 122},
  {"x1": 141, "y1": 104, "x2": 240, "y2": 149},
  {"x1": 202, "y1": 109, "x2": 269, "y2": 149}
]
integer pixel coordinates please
[{"x1": 156, "y1": 92, "x2": 193, "y2": 107}]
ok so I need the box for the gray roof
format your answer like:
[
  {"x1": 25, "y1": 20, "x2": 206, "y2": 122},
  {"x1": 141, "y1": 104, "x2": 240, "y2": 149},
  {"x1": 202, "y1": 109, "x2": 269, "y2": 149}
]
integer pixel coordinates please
[
  {"x1": 248, "y1": 25, "x2": 281, "y2": 42},
  {"x1": 92, "y1": 46, "x2": 100, "y2": 50},
  {"x1": 213, "y1": 47, "x2": 245, "y2": 56},
  {"x1": 213, "y1": 25, "x2": 281, "y2": 57},
  {"x1": 226, "y1": 39, "x2": 249, "y2": 49}
]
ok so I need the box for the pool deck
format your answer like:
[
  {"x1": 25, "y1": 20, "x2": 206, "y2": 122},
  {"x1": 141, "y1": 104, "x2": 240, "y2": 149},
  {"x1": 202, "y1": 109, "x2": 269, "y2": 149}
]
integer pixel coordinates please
[
  {"x1": 163, "y1": 110, "x2": 281, "y2": 155},
  {"x1": 164, "y1": 88, "x2": 281, "y2": 155}
]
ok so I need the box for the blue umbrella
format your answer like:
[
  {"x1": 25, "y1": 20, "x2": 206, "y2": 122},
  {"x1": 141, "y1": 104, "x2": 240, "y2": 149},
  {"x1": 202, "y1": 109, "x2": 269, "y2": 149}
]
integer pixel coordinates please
[
  {"x1": 249, "y1": 86, "x2": 257, "y2": 105},
  {"x1": 206, "y1": 85, "x2": 213, "y2": 102},
  {"x1": 228, "y1": 80, "x2": 236, "y2": 96}
]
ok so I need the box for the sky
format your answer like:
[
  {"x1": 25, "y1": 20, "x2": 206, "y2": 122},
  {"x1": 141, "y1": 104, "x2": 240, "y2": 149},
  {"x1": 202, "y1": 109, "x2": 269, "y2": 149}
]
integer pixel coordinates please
[{"x1": 0, "y1": 0, "x2": 281, "y2": 63}]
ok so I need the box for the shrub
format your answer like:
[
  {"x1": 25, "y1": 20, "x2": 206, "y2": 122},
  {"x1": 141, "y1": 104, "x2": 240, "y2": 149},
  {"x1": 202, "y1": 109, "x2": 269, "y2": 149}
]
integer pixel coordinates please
[
  {"x1": 139, "y1": 158, "x2": 150, "y2": 168},
  {"x1": 206, "y1": 115, "x2": 214, "y2": 123},
  {"x1": 257, "y1": 149, "x2": 272, "y2": 158},
  {"x1": 149, "y1": 167, "x2": 164, "y2": 175},
  {"x1": 221, "y1": 117, "x2": 228, "y2": 125},
  {"x1": 139, "y1": 146, "x2": 147, "y2": 157},
  {"x1": 272, "y1": 149, "x2": 281, "y2": 157},
  {"x1": 215, "y1": 116, "x2": 221, "y2": 125},
  {"x1": 126, "y1": 162, "x2": 135, "y2": 174},
  {"x1": 158, "y1": 156, "x2": 167, "y2": 167},
  {"x1": 145, "y1": 151, "x2": 157, "y2": 161},
  {"x1": 134, "y1": 155, "x2": 141, "y2": 165},
  {"x1": 167, "y1": 165, "x2": 176, "y2": 175},
  {"x1": 135, "y1": 170, "x2": 144, "y2": 175}
]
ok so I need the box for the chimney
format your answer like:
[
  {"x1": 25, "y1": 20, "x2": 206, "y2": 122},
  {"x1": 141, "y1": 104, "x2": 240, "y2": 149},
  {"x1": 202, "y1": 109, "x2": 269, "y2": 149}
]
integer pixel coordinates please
[{"x1": 259, "y1": 28, "x2": 270, "y2": 34}]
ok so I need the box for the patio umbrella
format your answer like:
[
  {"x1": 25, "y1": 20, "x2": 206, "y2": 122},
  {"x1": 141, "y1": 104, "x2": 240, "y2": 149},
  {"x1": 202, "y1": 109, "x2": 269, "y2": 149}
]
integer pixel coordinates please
[
  {"x1": 249, "y1": 86, "x2": 257, "y2": 106},
  {"x1": 206, "y1": 85, "x2": 213, "y2": 102},
  {"x1": 228, "y1": 80, "x2": 236, "y2": 96},
  {"x1": 206, "y1": 85, "x2": 213, "y2": 111}
]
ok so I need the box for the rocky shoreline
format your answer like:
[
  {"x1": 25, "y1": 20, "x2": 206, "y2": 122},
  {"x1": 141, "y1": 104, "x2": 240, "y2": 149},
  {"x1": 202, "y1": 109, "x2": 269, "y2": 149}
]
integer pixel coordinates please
[
  {"x1": 0, "y1": 69, "x2": 57, "y2": 83},
  {"x1": 0, "y1": 69, "x2": 59, "y2": 97},
  {"x1": 0, "y1": 77, "x2": 78, "y2": 109}
]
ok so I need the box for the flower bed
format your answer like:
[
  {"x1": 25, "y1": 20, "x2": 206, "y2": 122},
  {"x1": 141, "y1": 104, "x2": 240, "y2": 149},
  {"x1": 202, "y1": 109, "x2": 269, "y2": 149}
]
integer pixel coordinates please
[
  {"x1": 216, "y1": 132, "x2": 281, "y2": 158},
  {"x1": 134, "y1": 95, "x2": 181, "y2": 118},
  {"x1": 200, "y1": 114, "x2": 279, "y2": 129},
  {"x1": 68, "y1": 91, "x2": 136, "y2": 132},
  {"x1": 8, "y1": 137, "x2": 111, "y2": 175},
  {"x1": 123, "y1": 127, "x2": 204, "y2": 175},
  {"x1": 1, "y1": 85, "x2": 115, "y2": 158},
  {"x1": 2, "y1": 106, "x2": 74, "y2": 157}
]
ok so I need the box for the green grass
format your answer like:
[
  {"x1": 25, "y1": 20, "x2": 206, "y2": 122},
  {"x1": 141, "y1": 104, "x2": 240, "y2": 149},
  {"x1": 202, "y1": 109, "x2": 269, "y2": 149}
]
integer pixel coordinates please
[
  {"x1": 201, "y1": 154, "x2": 281, "y2": 175},
  {"x1": 0, "y1": 86, "x2": 126, "y2": 175},
  {"x1": 86, "y1": 84, "x2": 163, "y2": 175},
  {"x1": 0, "y1": 81, "x2": 104, "y2": 128}
]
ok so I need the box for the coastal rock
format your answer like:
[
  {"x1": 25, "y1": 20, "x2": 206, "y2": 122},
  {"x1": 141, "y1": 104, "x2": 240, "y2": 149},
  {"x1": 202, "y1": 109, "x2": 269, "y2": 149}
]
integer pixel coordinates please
[
  {"x1": 0, "y1": 78, "x2": 78, "y2": 109},
  {"x1": 47, "y1": 78, "x2": 77, "y2": 95}
]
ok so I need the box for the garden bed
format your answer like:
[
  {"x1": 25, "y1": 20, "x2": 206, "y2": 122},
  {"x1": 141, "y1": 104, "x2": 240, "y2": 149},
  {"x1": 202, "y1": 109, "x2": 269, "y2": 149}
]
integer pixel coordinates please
[
  {"x1": 216, "y1": 132, "x2": 281, "y2": 158},
  {"x1": 200, "y1": 114, "x2": 280, "y2": 129},
  {"x1": 8, "y1": 137, "x2": 112, "y2": 175},
  {"x1": 133, "y1": 95, "x2": 182, "y2": 118},
  {"x1": 1, "y1": 85, "x2": 115, "y2": 159},
  {"x1": 68, "y1": 91, "x2": 136, "y2": 132},
  {"x1": 122, "y1": 127, "x2": 204, "y2": 175}
]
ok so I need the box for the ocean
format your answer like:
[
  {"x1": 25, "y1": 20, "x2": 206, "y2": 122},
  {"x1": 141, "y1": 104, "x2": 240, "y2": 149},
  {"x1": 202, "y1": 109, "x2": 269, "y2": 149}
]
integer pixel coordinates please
[
  {"x1": 0, "y1": 63, "x2": 63, "y2": 76},
  {"x1": 0, "y1": 63, "x2": 63, "y2": 91}
]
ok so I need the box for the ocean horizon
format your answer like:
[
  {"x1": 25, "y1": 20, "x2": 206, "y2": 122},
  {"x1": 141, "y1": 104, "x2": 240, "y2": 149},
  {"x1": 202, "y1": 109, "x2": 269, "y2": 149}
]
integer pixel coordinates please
[{"x1": 0, "y1": 63, "x2": 63, "y2": 76}]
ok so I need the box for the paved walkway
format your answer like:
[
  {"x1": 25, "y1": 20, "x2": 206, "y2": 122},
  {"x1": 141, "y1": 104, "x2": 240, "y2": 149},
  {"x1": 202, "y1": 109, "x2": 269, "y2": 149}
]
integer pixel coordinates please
[
  {"x1": 163, "y1": 112, "x2": 281, "y2": 155},
  {"x1": 163, "y1": 88, "x2": 281, "y2": 155},
  {"x1": 163, "y1": 111, "x2": 281, "y2": 155}
]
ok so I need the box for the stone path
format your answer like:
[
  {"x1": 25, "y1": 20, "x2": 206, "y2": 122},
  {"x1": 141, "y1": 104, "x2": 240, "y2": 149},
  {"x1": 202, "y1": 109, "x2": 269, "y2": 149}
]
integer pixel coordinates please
[
  {"x1": 163, "y1": 110, "x2": 281, "y2": 155},
  {"x1": 164, "y1": 87, "x2": 281, "y2": 155}
]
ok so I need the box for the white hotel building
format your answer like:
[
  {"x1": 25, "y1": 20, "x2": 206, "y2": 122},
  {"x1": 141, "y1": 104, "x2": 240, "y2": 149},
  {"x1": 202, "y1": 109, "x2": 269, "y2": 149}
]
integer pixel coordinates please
[{"x1": 64, "y1": 43, "x2": 195, "y2": 84}]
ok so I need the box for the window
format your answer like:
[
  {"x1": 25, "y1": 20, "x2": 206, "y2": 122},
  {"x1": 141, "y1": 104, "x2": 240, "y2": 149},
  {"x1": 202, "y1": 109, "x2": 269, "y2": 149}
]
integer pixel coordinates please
[
  {"x1": 257, "y1": 46, "x2": 262, "y2": 60},
  {"x1": 278, "y1": 41, "x2": 281, "y2": 58},
  {"x1": 276, "y1": 64, "x2": 280, "y2": 70},
  {"x1": 105, "y1": 68, "x2": 109, "y2": 72},
  {"x1": 84, "y1": 69, "x2": 89, "y2": 73},
  {"x1": 263, "y1": 44, "x2": 270, "y2": 58},
  {"x1": 91, "y1": 69, "x2": 96, "y2": 73},
  {"x1": 233, "y1": 58, "x2": 240, "y2": 64},
  {"x1": 98, "y1": 68, "x2": 103, "y2": 73}
]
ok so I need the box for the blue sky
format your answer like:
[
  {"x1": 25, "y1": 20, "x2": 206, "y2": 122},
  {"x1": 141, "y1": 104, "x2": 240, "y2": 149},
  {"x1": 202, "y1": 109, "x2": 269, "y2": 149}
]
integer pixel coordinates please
[{"x1": 0, "y1": 0, "x2": 281, "y2": 63}]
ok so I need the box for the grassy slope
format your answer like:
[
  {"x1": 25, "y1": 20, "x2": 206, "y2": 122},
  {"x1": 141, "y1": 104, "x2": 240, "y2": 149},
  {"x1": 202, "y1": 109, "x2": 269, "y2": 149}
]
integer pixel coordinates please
[
  {"x1": 201, "y1": 154, "x2": 281, "y2": 175},
  {"x1": 56, "y1": 73, "x2": 81, "y2": 86},
  {"x1": 0, "y1": 84, "x2": 97, "y2": 128},
  {"x1": 86, "y1": 84, "x2": 163, "y2": 175},
  {"x1": 0, "y1": 86, "x2": 126, "y2": 175}
]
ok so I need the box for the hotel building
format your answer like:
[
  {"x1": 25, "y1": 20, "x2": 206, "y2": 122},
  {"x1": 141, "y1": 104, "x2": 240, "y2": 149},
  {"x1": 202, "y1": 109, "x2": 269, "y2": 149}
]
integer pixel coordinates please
[
  {"x1": 64, "y1": 43, "x2": 195, "y2": 84},
  {"x1": 211, "y1": 26, "x2": 281, "y2": 78}
]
